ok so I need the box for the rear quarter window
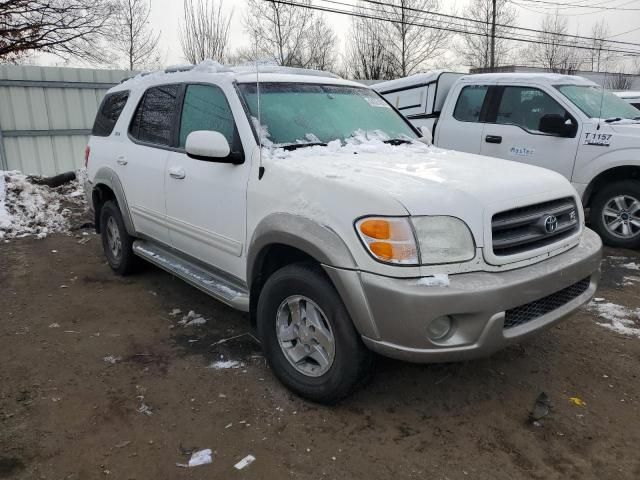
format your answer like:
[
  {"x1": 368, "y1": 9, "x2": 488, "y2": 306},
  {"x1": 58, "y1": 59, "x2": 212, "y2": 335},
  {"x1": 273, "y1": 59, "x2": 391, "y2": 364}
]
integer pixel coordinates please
[
  {"x1": 92, "y1": 91, "x2": 129, "y2": 137},
  {"x1": 453, "y1": 85, "x2": 488, "y2": 122}
]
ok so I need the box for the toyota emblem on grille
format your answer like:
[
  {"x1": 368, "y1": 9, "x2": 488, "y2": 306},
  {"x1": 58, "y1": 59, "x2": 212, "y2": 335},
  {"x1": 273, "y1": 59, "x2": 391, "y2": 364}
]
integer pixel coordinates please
[{"x1": 544, "y1": 215, "x2": 558, "y2": 233}]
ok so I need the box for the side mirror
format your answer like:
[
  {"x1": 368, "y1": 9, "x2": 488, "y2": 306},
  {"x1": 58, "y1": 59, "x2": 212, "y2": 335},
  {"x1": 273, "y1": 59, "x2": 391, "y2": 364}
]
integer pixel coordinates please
[
  {"x1": 539, "y1": 114, "x2": 575, "y2": 137},
  {"x1": 185, "y1": 130, "x2": 232, "y2": 161},
  {"x1": 418, "y1": 125, "x2": 433, "y2": 145}
]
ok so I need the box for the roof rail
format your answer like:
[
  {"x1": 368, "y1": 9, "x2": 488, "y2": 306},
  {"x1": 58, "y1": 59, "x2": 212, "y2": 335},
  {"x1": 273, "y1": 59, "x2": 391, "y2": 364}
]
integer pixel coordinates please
[
  {"x1": 165, "y1": 64, "x2": 195, "y2": 73},
  {"x1": 229, "y1": 65, "x2": 340, "y2": 79}
]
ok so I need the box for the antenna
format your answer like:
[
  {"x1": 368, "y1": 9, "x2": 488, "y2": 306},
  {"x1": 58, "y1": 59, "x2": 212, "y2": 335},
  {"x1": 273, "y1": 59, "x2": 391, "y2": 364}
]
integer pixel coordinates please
[
  {"x1": 597, "y1": 74, "x2": 606, "y2": 130},
  {"x1": 256, "y1": 53, "x2": 265, "y2": 180}
]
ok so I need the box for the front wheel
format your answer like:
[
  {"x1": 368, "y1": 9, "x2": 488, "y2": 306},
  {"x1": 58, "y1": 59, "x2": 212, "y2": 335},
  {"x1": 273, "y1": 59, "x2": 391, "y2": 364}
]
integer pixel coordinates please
[
  {"x1": 257, "y1": 263, "x2": 373, "y2": 404},
  {"x1": 590, "y1": 180, "x2": 640, "y2": 249}
]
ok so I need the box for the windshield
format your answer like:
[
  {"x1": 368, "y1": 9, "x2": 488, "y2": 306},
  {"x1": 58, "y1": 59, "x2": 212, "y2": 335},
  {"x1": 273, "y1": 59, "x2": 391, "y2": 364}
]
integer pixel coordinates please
[
  {"x1": 238, "y1": 82, "x2": 417, "y2": 146},
  {"x1": 557, "y1": 85, "x2": 640, "y2": 120}
]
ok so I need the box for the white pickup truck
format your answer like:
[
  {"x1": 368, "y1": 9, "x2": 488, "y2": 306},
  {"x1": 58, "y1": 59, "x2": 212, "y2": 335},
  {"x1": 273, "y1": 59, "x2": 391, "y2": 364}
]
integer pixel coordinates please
[{"x1": 374, "y1": 72, "x2": 640, "y2": 248}]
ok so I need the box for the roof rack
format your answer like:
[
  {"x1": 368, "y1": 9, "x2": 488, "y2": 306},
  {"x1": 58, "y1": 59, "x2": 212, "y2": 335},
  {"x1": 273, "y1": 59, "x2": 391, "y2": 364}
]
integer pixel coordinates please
[
  {"x1": 229, "y1": 65, "x2": 340, "y2": 79},
  {"x1": 165, "y1": 64, "x2": 195, "y2": 73}
]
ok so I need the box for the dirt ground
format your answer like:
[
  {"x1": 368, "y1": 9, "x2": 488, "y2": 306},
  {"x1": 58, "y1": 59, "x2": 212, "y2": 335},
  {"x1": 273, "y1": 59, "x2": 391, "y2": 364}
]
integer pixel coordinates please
[{"x1": 1, "y1": 232, "x2": 639, "y2": 480}]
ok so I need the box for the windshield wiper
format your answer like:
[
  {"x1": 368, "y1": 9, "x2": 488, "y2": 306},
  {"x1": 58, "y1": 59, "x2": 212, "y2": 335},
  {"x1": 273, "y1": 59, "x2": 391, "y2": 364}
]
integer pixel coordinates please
[
  {"x1": 383, "y1": 138, "x2": 412, "y2": 145},
  {"x1": 279, "y1": 142, "x2": 327, "y2": 151}
]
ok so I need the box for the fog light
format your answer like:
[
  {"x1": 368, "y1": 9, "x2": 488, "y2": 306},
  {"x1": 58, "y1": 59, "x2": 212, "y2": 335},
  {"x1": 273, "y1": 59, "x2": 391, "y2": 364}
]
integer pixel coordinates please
[{"x1": 427, "y1": 316, "x2": 452, "y2": 340}]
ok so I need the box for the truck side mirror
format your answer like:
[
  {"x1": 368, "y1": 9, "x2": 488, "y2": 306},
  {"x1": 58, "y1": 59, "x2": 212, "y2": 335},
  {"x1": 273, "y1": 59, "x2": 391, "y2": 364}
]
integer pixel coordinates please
[
  {"x1": 539, "y1": 114, "x2": 576, "y2": 138},
  {"x1": 418, "y1": 126, "x2": 433, "y2": 145}
]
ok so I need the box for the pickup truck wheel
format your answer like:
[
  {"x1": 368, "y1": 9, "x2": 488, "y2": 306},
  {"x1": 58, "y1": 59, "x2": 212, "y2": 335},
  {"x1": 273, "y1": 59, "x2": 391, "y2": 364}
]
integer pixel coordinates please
[
  {"x1": 590, "y1": 181, "x2": 640, "y2": 249},
  {"x1": 257, "y1": 263, "x2": 373, "y2": 404},
  {"x1": 100, "y1": 200, "x2": 138, "y2": 275}
]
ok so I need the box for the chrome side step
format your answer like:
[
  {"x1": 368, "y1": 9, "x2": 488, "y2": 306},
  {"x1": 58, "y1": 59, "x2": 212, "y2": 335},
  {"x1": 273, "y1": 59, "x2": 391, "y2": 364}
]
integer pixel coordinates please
[{"x1": 132, "y1": 240, "x2": 249, "y2": 311}]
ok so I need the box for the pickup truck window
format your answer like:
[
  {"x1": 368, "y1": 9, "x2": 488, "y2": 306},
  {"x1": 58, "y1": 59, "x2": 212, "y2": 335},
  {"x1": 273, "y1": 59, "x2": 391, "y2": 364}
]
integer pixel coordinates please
[
  {"x1": 92, "y1": 91, "x2": 129, "y2": 137},
  {"x1": 453, "y1": 85, "x2": 488, "y2": 122},
  {"x1": 129, "y1": 84, "x2": 180, "y2": 146},
  {"x1": 179, "y1": 84, "x2": 235, "y2": 148},
  {"x1": 558, "y1": 85, "x2": 640, "y2": 120},
  {"x1": 238, "y1": 83, "x2": 417, "y2": 145},
  {"x1": 494, "y1": 86, "x2": 569, "y2": 133}
]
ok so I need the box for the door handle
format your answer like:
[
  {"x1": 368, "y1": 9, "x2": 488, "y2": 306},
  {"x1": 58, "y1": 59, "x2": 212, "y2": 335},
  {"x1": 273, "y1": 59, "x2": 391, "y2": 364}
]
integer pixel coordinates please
[
  {"x1": 116, "y1": 155, "x2": 128, "y2": 165},
  {"x1": 485, "y1": 135, "x2": 502, "y2": 144},
  {"x1": 168, "y1": 167, "x2": 186, "y2": 180}
]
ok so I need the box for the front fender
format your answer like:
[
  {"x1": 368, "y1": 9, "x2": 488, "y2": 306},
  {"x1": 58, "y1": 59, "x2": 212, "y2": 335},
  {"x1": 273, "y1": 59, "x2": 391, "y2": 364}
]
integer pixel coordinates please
[
  {"x1": 247, "y1": 213, "x2": 358, "y2": 286},
  {"x1": 574, "y1": 150, "x2": 640, "y2": 185}
]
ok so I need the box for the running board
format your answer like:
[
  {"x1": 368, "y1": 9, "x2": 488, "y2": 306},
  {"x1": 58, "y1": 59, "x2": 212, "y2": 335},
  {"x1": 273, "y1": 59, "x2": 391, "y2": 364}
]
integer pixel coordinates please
[{"x1": 132, "y1": 240, "x2": 249, "y2": 311}]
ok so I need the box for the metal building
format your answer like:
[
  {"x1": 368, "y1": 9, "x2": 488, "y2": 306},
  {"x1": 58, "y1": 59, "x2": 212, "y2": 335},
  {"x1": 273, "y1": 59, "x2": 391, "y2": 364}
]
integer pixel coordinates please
[{"x1": 0, "y1": 64, "x2": 134, "y2": 175}]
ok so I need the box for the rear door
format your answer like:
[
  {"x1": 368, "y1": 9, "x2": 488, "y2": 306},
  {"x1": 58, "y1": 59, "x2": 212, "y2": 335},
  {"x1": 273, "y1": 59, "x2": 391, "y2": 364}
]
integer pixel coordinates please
[
  {"x1": 435, "y1": 83, "x2": 491, "y2": 154},
  {"x1": 480, "y1": 85, "x2": 580, "y2": 179},
  {"x1": 164, "y1": 82, "x2": 250, "y2": 279},
  {"x1": 119, "y1": 84, "x2": 181, "y2": 244}
]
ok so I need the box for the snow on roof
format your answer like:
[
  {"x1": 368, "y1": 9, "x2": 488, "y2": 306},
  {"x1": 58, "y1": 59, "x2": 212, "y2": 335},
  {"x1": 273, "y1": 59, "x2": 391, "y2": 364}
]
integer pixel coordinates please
[
  {"x1": 459, "y1": 72, "x2": 598, "y2": 86},
  {"x1": 372, "y1": 71, "x2": 462, "y2": 92},
  {"x1": 614, "y1": 91, "x2": 640, "y2": 99},
  {"x1": 114, "y1": 60, "x2": 351, "y2": 92}
]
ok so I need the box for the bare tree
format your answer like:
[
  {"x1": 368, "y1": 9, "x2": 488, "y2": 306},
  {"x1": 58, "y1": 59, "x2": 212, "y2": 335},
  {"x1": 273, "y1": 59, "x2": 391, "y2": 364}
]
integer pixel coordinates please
[
  {"x1": 587, "y1": 19, "x2": 613, "y2": 72},
  {"x1": 0, "y1": 0, "x2": 114, "y2": 63},
  {"x1": 457, "y1": 0, "x2": 517, "y2": 70},
  {"x1": 110, "y1": 0, "x2": 160, "y2": 70},
  {"x1": 180, "y1": 0, "x2": 233, "y2": 64},
  {"x1": 382, "y1": 0, "x2": 451, "y2": 77},
  {"x1": 605, "y1": 71, "x2": 632, "y2": 90},
  {"x1": 345, "y1": 9, "x2": 395, "y2": 80},
  {"x1": 243, "y1": 0, "x2": 338, "y2": 70},
  {"x1": 527, "y1": 12, "x2": 582, "y2": 74}
]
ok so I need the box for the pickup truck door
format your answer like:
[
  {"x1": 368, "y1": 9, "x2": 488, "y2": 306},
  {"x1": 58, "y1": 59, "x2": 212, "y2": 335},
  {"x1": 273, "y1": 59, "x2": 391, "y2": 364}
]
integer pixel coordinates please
[
  {"x1": 164, "y1": 83, "x2": 251, "y2": 280},
  {"x1": 480, "y1": 85, "x2": 580, "y2": 179},
  {"x1": 119, "y1": 84, "x2": 181, "y2": 244},
  {"x1": 435, "y1": 83, "x2": 491, "y2": 154}
]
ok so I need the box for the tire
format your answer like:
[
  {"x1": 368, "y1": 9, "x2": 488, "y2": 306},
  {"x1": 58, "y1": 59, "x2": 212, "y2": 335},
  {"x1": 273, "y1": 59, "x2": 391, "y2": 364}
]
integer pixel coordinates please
[
  {"x1": 589, "y1": 180, "x2": 640, "y2": 249},
  {"x1": 257, "y1": 263, "x2": 374, "y2": 404},
  {"x1": 100, "y1": 200, "x2": 139, "y2": 275}
]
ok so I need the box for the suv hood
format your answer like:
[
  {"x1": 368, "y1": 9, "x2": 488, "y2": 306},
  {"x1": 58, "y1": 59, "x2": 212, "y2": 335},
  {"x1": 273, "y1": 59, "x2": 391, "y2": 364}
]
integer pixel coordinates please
[{"x1": 265, "y1": 140, "x2": 577, "y2": 247}]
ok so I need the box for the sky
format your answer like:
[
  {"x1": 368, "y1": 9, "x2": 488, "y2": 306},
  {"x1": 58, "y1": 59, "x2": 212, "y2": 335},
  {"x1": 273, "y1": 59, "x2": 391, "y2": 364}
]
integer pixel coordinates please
[{"x1": 36, "y1": 0, "x2": 640, "y2": 72}]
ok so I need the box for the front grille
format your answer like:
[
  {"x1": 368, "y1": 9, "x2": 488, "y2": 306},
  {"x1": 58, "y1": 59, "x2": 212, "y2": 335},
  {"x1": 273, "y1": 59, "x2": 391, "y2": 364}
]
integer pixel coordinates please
[
  {"x1": 491, "y1": 197, "x2": 580, "y2": 257},
  {"x1": 503, "y1": 277, "x2": 591, "y2": 329}
]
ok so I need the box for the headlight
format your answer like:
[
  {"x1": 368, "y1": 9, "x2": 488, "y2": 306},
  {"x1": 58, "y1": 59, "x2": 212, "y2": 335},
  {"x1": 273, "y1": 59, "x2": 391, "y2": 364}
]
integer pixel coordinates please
[
  {"x1": 355, "y1": 217, "x2": 419, "y2": 265},
  {"x1": 411, "y1": 216, "x2": 475, "y2": 264}
]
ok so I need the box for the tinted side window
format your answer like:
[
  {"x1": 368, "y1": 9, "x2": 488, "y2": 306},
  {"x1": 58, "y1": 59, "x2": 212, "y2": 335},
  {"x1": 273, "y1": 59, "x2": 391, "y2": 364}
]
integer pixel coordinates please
[
  {"x1": 92, "y1": 91, "x2": 129, "y2": 137},
  {"x1": 179, "y1": 84, "x2": 235, "y2": 148},
  {"x1": 453, "y1": 85, "x2": 488, "y2": 122},
  {"x1": 129, "y1": 85, "x2": 180, "y2": 146},
  {"x1": 496, "y1": 86, "x2": 568, "y2": 132}
]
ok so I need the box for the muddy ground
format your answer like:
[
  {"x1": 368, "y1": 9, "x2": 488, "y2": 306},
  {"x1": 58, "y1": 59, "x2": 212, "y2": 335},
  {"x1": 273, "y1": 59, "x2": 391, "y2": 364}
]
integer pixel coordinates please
[{"x1": 1, "y1": 233, "x2": 639, "y2": 480}]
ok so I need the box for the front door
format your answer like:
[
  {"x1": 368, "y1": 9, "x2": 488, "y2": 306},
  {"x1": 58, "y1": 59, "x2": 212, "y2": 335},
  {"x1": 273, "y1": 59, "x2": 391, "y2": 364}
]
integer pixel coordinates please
[
  {"x1": 480, "y1": 85, "x2": 580, "y2": 180},
  {"x1": 165, "y1": 83, "x2": 250, "y2": 280}
]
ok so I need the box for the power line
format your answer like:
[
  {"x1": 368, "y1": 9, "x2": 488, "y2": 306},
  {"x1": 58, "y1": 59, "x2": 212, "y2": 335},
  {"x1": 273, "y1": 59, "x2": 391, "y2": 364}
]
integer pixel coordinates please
[
  {"x1": 290, "y1": 0, "x2": 640, "y2": 56},
  {"x1": 516, "y1": 0, "x2": 640, "y2": 11},
  {"x1": 357, "y1": 0, "x2": 640, "y2": 48}
]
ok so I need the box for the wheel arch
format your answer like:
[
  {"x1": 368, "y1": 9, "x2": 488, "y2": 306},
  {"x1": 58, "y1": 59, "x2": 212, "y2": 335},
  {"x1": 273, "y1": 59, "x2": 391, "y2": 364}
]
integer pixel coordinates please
[
  {"x1": 91, "y1": 167, "x2": 136, "y2": 235},
  {"x1": 246, "y1": 214, "x2": 359, "y2": 329},
  {"x1": 583, "y1": 165, "x2": 640, "y2": 207}
]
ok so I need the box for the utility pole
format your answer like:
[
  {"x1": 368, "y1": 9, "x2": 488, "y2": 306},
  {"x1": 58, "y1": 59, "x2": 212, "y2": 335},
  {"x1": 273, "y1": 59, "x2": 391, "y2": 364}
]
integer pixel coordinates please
[{"x1": 490, "y1": 0, "x2": 496, "y2": 71}]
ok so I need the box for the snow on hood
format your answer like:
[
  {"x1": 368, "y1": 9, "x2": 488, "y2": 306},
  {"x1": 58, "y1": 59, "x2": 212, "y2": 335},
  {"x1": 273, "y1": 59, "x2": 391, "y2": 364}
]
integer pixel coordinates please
[
  {"x1": 263, "y1": 134, "x2": 573, "y2": 217},
  {"x1": 0, "y1": 170, "x2": 87, "y2": 241}
]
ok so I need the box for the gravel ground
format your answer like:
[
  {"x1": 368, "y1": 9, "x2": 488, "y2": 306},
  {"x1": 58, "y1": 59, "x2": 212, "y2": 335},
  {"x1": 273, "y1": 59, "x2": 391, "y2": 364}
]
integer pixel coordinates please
[{"x1": 0, "y1": 233, "x2": 639, "y2": 480}]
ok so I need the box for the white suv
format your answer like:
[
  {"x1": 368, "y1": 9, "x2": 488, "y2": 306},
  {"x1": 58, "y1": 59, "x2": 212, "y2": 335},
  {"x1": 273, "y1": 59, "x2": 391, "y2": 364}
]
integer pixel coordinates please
[{"x1": 85, "y1": 62, "x2": 602, "y2": 403}]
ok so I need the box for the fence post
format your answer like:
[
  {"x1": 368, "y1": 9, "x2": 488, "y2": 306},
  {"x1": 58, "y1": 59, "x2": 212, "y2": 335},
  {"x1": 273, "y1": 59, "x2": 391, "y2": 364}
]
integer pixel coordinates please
[{"x1": 0, "y1": 129, "x2": 8, "y2": 171}]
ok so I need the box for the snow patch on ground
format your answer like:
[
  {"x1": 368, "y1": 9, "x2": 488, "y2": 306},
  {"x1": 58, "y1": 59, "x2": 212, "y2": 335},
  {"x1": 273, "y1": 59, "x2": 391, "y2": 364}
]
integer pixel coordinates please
[
  {"x1": 622, "y1": 262, "x2": 640, "y2": 271},
  {"x1": 178, "y1": 310, "x2": 207, "y2": 327},
  {"x1": 0, "y1": 170, "x2": 87, "y2": 241},
  {"x1": 585, "y1": 300, "x2": 640, "y2": 338},
  {"x1": 208, "y1": 360, "x2": 243, "y2": 370}
]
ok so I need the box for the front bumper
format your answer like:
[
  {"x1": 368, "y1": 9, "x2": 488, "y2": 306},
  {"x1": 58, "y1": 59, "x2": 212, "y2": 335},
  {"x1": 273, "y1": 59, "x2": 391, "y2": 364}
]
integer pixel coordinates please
[{"x1": 325, "y1": 228, "x2": 602, "y2": 363}]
